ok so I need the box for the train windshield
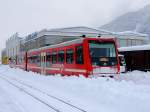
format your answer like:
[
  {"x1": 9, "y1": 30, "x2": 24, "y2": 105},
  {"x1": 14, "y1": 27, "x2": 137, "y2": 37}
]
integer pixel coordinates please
[{"x1": 88, "y1": 40, "x2": 118, "y2": 66}]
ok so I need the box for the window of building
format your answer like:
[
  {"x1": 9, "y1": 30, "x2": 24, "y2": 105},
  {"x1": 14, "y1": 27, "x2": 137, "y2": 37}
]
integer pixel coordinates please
[
  {"x1": 58, "y1": 50, "x2": 65, "y2": 63},
  {"x1": 66, "y1": 49, "x2": 74, "y2": 64},
  {"x1": 75, "y1": 45, "x2": 84, "y2": 64},
  {"x1": 119, "y1": 39, "x2": 127, "y2": 47},
  {"x1": 131, "y1": 39, "x2": 136, "y2": 46},
  {"x1": 136, "y1": 40, "x2": 142, "y2": 45},
  {"x1": 127, "y1": 39, "x2": 132, "y2": 46}
]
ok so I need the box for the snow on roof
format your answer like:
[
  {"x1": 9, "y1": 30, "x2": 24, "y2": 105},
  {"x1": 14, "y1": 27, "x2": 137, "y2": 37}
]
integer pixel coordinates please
[
  {"x1": 116, "y1": 31, "x2": 148, "y2": 37},
  {"x1": 24, "y1": 27, "x2": 149, "y2": 43},
  {"x1": 97, "y1": 29, "x2": 148, "y2": 40},
  {"x1": 49, "y1": 26, "x2": 111, "y2": 34},
  {"x1": 118, "y1": 44, "x2": 150, "y2": 52},
  {"x1": 96, "y1": 28, "x2": 115, "y2": 34}
]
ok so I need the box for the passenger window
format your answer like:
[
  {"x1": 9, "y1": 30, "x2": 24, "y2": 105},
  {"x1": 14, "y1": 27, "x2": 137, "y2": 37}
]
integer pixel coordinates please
[
  {"x1": 28, "y1": 55, "x2": 40, "y2": 66},
  {"x1": 76, "y1": 45, "x2": 84, "y2": 64},
  {"x1": 66, "y1": 49, "x2": 74, "y2": 64},
  {"x1": 33, "y1": 56, "x2": 36, "y2": 64},
  {"x1": 46, "y1": 52, "x2": 51, "y2": 67},
  {"x1": 52, "y1": 50, "x2": 57, "y2": 64},
  {"x1": 58, "y1": 50, "x2": 64, "y2": 63},
  {"x1": 37, "y1": 55, "x2": 41, "y2": 67},
  {"x1": 28, "y1": 56, "x2": 33, "y2": 64}
]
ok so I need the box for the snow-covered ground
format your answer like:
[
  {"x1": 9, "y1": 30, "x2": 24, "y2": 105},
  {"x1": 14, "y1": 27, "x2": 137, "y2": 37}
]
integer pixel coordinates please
[{"x1": 0, "y1": 65, "x2": 150, "y2": 112}]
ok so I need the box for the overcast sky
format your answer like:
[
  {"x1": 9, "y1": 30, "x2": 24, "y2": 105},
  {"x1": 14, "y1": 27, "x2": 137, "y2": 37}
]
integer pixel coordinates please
[{"x1": 0, "y1": 0, "x2": 150, "y2": 52}]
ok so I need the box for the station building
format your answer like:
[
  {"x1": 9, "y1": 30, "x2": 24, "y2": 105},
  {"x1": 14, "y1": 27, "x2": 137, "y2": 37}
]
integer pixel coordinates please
[
  {"x1": 22, "y1": 27, "x2": 148, "y2": 51},
  {"x1": 4, "y1": 26, "x2": 149, "y2": 59},
  {"x1": 22, "y1": 27, "x2": 110, "y2": 51},
  {"x1": 5, "y1": 33, "x2": 22, "y2": 58}
]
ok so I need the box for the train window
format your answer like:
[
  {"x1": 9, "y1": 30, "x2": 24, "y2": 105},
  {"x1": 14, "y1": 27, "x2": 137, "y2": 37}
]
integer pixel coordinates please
[
  {"x1": 66, "y1": 49, "x2": 74, "y2": 64},
  {"x1": 28, "y1": 56, "x2": 32, "y2": 64},
  {"x1": 75, "y1": 45, "x2": 84, "y2": 64},
  {"x1": 37, "y1": 55, "x2": 41, "y2": 67},
  {"x1": 32, "y1": 56, "x2": 36, "y2": 64},
  {"x1": 58, "y1": 50, "x2": 64, "y2": 63},
  {"x1": 28, "y1": 55, "x2": 41, "y2": 66},
  {"x1": 88, "y1": 40, "x2": 117, "y2": 66},
  {"x1": 52, "y1": 50, "x2": 57, "y2": 64},
  {"x1": 46, "y1": 52, "x2": 51, "y2": 67},
  {"x1": 30, "y1": 56, "x2": 33, "y2": 64}
]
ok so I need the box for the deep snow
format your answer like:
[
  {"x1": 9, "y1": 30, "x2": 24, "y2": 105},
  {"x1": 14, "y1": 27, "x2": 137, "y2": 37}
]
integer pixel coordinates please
[{"x1": 0, "y1": 65, "x2": 150, "y2": 112}]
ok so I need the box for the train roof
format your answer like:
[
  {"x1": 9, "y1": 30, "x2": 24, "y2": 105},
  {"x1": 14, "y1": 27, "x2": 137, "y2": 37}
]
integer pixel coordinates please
[
  {"x1": 118, "y1": 44, "x2": 150, "y2": 52},
  {"x1": 28, "y1": 37, "x2": 115, "y2": 53}
]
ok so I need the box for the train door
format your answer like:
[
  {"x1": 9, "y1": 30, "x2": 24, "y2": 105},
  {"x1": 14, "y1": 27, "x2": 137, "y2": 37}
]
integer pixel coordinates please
[
  {"x1": 24, "y1": 52, "x2": 28, "y2": 71},
  {"x1": 41, "y1": 52, "x2": 46, "y2": 75}
]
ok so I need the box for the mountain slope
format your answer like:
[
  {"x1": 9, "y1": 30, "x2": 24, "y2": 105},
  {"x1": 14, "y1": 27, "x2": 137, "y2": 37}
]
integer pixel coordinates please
[{"x1": 101, "y1": 5, "x2": 150, "y2": 36}]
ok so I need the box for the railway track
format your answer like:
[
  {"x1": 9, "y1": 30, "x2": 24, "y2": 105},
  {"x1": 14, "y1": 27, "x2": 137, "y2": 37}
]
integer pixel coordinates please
[
  {"x1": 0, "y1": 75, "x2": 61, "y2": 112},
  {"x1": 0, "y1": 73, "x2": 87, "y2": 112}
]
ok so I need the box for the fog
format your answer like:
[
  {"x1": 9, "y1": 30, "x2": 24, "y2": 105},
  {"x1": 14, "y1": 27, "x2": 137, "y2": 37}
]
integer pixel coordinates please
[{"x1": 0, "y1": 0, "x2": 150, "y2": 52}]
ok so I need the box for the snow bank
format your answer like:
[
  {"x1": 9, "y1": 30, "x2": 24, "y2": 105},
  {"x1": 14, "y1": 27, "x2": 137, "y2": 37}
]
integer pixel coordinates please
[{"x1": 120, "y1": 71, "x2": 150, "y2": 84}]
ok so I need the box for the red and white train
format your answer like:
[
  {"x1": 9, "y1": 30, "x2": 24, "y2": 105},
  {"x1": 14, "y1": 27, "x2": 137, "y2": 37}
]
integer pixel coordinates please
[{"x1": 9, "y1": 37, "x2": 120, "y2": 77}]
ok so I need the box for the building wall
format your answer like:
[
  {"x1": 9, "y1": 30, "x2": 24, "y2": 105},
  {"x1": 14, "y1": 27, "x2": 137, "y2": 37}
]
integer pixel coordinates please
[
  {"x1": 6, "y1": 33, "x2": 22, "y2": 58},
  {"x1": 116, "y1": 36, "x2": 147, "y2": 47},
  {"x1": 5, "y1": 27, "x2": 149, "y2": 56}
]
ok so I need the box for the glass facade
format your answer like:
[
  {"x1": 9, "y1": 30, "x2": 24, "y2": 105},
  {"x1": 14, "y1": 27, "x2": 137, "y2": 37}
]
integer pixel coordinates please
[
  {"x1": 119, "y1": 39, "x2": 127, "y2": 47},
  {"x1": 118, "y1": 38, "x2": 144, "y2": 47}
]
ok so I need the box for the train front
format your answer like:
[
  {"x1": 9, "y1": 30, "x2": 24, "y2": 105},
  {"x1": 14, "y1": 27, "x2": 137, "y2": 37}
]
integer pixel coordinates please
[{"x1": 88, "y1": 39, "x2": 120, "y2": 76}]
